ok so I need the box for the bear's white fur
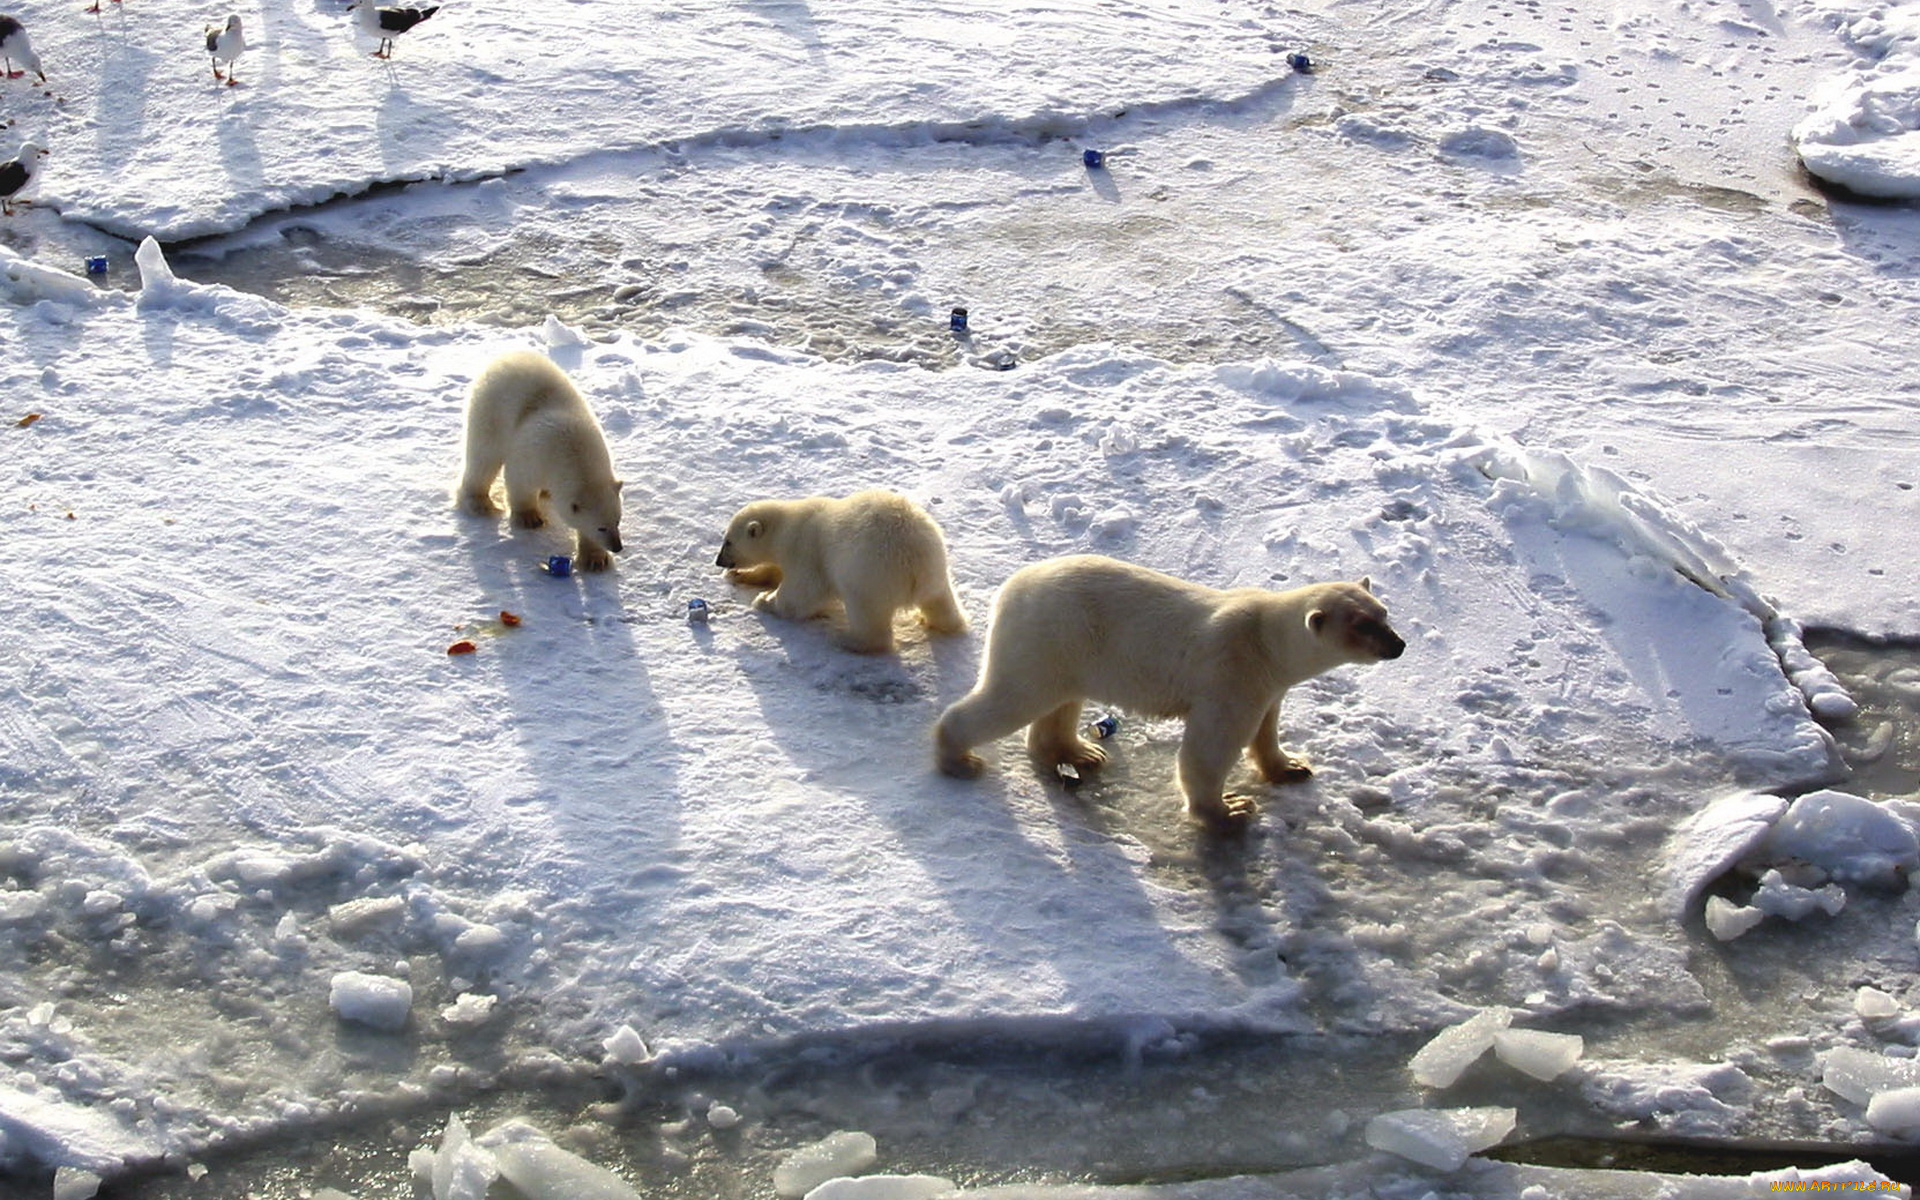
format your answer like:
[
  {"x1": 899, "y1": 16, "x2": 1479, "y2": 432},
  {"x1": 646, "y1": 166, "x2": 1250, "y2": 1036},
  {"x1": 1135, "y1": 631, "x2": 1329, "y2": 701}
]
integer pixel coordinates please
[
  {"x1": 933, "y1": 555, "x2": 1405, "y2": 826},
  {"x1": 714, "y1": 489, "x2": 967, "y2": 654},
  {"x1": 458, "y1": 350, "x2": 625, "y2": 571}
]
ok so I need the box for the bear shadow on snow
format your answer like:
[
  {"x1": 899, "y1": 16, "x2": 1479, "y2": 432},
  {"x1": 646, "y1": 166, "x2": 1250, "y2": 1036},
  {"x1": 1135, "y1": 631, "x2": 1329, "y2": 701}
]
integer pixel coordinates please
[{"x1": 453, "y1": 514, "x2": 690, "y2": 898}]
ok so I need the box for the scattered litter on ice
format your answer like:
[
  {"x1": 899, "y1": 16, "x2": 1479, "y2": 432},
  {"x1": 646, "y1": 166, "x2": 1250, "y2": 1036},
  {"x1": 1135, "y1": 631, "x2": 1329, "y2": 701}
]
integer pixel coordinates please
[
  {"x1": 329, "y1": 971, "x2": 413, "y2": 1031},
  {"x1": 475, "y1": 1119, "x2": 642, "y2": 1200},
  {"x1": 802, "y1": 1174, "x2": 957, "y2": 1200},
  {"x1": 1362, "y1": 1106, "x2": 1515, "y2": 1172},
  {"x1": 775, "y1": 1132, "x2": 880, "y2": 1199},
  {"x1": 1408, "y1": 1007, "x2": 1512, "y2": 1088}
]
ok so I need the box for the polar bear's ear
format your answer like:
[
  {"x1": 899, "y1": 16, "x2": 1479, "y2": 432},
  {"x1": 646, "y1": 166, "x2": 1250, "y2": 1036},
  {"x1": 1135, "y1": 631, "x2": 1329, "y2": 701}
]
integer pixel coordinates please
[
  {"x1": 1357, "y1": 576, "x2": 1373, "y2": 593},
  {"x1": 745, "y1": 520, "x2": 764, "y2": 539},
  {"x1": 1307, "y1": 609, "x2": 1328, "y2": 635}
]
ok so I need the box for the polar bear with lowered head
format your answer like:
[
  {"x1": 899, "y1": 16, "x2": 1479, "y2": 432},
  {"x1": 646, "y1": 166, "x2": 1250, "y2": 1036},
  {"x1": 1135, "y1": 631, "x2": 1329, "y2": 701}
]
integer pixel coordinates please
[
  {"x1": 714, "y1": 489, "x2": 967, "y2": 654},
  {"x1": 458, "y1": 350, "x2": 625, "y2": 571},
  {"x1": 933, "y1": 555, "x2": 1405, "y2": 827}
]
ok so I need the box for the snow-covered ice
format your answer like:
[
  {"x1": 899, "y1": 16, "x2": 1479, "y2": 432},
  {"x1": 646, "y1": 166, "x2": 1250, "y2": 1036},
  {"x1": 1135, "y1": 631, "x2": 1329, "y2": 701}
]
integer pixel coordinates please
[{"x1": 6, "y1": 0, "x2": 1920, "y2": 1193}]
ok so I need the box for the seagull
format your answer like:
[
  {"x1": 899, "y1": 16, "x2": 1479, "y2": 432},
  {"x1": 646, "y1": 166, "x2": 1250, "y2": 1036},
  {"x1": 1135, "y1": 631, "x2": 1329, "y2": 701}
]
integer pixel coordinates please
[
  {"x1": 84, "y1": 0, "x2": 125, "y2": 16},
  {"x1": 0, "y1": 141, "x2": 46, "y2": 216},
  {"x1": 204, "y1": 14, "x2": 246, "y2": 85},
  {"x1": 0, "y1": 14, "x2": 45, "y2": 82},
  {"x1": 348, "y1": 0, "x2": 439, "y2": 59}
]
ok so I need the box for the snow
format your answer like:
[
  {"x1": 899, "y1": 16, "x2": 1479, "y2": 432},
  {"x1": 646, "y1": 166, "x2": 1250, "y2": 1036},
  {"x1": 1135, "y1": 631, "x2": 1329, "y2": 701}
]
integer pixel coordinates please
[{"x1": 6, "y1": 0, "x2": 1920, "y2": 1193}]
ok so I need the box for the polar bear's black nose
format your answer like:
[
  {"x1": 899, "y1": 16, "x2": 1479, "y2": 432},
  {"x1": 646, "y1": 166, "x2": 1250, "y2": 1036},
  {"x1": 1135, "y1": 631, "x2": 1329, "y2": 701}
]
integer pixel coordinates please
[
  {"x1": 605, "y1": 531, "x2": 623, "y2": 553},
  {"x1": 715, "y1": 544, "x2": 733, "y2": 569}
]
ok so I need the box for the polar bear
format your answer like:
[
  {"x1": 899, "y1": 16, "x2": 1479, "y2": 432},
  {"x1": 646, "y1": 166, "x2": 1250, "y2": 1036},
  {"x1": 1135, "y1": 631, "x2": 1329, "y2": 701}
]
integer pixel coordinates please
[
  {"x1": 457, "y1": 350, "x2": 625, "y2": 571},
  {"x1": 714, "y1": 489, "x2": 968, "y2": 654},
  {"x1": 933, "y1": 555, "x2": 1405, "y2": 827}
]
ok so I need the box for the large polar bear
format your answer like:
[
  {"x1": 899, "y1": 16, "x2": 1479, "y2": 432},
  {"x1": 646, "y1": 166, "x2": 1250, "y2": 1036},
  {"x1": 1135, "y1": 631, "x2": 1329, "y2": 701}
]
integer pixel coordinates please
[
  {"x1": 458, "y1": 351, "x2": 625, "y2": 571},
  {"x1": 714, "y1": 489, "x2": 968, "y2": 654},
  {"x1": 933, "y1": 555, "x2": 1405, "y2": 827}
]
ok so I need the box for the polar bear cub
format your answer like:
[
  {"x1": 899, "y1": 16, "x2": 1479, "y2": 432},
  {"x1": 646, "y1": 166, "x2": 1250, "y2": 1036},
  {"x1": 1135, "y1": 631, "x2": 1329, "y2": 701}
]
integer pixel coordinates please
[
  {"x1": 934, "y1": 555, "x2": 1405, "y2": 826},
  {"x1": 458, "y1": 350, "x2": 625, "y2": 571},
  {"x1": 714, "y1": 489, "x2": 968, "y2": 654}
]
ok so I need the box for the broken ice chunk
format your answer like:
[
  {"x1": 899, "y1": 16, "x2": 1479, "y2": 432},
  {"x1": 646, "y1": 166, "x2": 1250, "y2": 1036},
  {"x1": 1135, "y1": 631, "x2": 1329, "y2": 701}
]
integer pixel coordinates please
[
  {"x1": 1704, "y1": 895, "x2": 1767, "y2": 941},
  {"x1": 1752, "y1": 869, "x2": 1846, "y2": 921},
  {"x1": 602, "y1": 1024, "x2": 652, "y2": 1065},
  {"x1": 1856, "y1": 987, "x2": 1902, "y2": 1021},
  {"x1": 774, "y1": 1131, "x2": 879, "y2": 1199},
  {"x1": 477, "y1": 1119, "x2": 641, "y2": 1200},
  {"x1": 429, "y1": 1114, "x2": 499, "y2": 1200},
  {"x1": 803, "y1": 1175, "x2": 956, "y2": 1200},
  {"x1": 1822, "y1": 1046, "x2": 1920, "y2": 1106},
  {"x1": 1492, "y1": 1029, "x2": 1585, "y2": 1081},
  {"x1": 1867, "y1": 1086, "x2": 1920, "y2": 1137},
  {"x1": 1408, "y1": 1007, "x2": 1513, "y2": 1088},
  {"x1": 329, "y1": 971, "x2": 412, "y2": 1031},
  {"x1": 1763, "y1": 789, "x2": 1919, "y2": 887},
  {"x1": 1363, "y1": 1106, "x2": 1517, "y2": 1172},
  {"x1": 53, "y1": 1167, "x2": 102, "y2": 1200}
]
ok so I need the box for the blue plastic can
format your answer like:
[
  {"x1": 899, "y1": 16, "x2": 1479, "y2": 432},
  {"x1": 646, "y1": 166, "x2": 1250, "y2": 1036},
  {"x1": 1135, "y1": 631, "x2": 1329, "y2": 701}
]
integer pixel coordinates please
[
  {"x1": 1091, "y1": 714, "x2": 1119, "y2": 739},
  {"x1": 1287, "y1": 51, "x2": 1313, "y2": 72},
  {"x1": 85, "y1": 256, "x2": 108, "y2": 275},
  {"x1": 687, "y1": 598, "x2": 711, "y2": 622},
  {"x1": 1083, "y1": 149, "x2": 1106, "y2": 169},
  {"x1": 949, "y1": 307, "x2": 969, "y2": 332},
  {"x1": 545, "y1": 555, "x2": 573, "y2": 577}
]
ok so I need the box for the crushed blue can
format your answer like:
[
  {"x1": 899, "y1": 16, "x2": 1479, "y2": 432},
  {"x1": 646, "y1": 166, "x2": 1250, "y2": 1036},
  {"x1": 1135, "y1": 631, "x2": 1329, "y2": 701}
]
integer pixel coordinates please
[
  {"x1": 543, "y1": 555, "x2": 573, "y2": 577},
  {"x1": 1083, "y1": 149, "x2": 1106, "y2": 169},
  {"x1": 1287, "y1": 51, "x2": 1313, "y2": 72},
  {"x1": 949, "y1": 306, "x2": 969, "y2": 332},
  {"x1": 1089, "y1": 714, "x2": 1119, "y2": 739},
  {"x1": 84, "y1": 256, "x2": 108, "y2": 275},
  {"x1": 687, "y1": 598, "x2": 711, "y2": 622}
]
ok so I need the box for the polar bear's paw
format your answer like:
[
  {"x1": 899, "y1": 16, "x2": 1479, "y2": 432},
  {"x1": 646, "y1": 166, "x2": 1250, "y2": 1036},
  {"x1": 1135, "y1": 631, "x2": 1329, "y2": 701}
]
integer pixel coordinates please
[
  {"x1": 1192, "y1": 792, "x2": 1260, "y2": 832},
  {"x1": 575, "y1": 545, "x2": 614, "y2": 572}
]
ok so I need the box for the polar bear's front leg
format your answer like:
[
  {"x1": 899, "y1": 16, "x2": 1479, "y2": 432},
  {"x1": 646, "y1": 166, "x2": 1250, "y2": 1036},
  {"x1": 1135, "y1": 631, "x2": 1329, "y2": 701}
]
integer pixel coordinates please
[
  {"x1": 1248, "y1": 699, "x2": 1313, "y2": 783},
  {"x1": 756, "y1": 573, "x2": 830, "y2": 622},
  {"x1": 725, "y1": 564, "x2": 782, "y2": 589},
  {"x1": 1180, "y1": 701, "x2": 1265, "y2": 828}
]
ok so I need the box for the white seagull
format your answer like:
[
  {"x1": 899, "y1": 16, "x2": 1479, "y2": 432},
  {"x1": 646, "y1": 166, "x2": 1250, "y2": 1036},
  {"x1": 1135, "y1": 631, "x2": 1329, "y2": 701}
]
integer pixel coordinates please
[
  {"x1": 0, "y1": 14, "x2": 45, "y2": 83},
  {"x1": 348, "y1": 0, "x2": 439, "y2": 59},
  {"x1": 204, "y1": 14, "x2": 246, "y2": 85},
  {"x1": 0, "y1": 141, "x2": 47, "y2": 216}
]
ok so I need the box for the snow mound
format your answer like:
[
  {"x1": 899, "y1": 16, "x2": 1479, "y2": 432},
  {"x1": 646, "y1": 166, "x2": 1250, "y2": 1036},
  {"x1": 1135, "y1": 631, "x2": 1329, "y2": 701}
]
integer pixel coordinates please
[
  {"x1": 329, "y1": 972, "x2": 414, "y2": 1031},
  {"x1": 1794, "y1": 65, "x2": 1920, "y2": 199}
]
